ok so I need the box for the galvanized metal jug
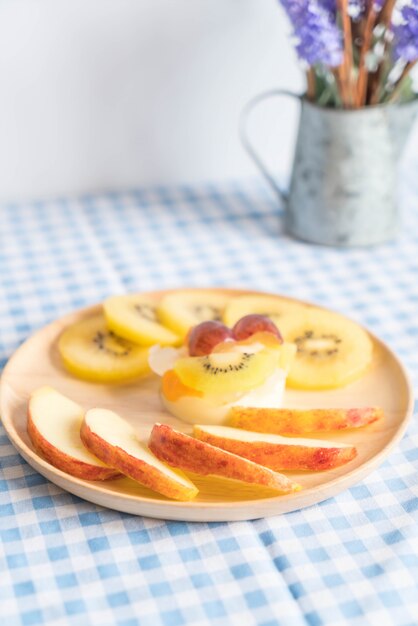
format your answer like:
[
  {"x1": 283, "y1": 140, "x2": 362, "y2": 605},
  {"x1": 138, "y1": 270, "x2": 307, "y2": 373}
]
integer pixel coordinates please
[{"x1": 241, "y1": 91, "x2": 418, "y2": 246}]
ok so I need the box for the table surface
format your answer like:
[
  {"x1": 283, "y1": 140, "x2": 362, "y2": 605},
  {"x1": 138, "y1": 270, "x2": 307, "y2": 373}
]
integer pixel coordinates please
[{"x1": 0, "y1": 178, "x2": 417, "y2": 626}]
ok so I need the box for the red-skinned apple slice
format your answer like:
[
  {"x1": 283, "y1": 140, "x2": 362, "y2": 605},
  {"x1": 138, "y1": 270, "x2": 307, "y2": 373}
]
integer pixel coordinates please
[
  {"x1": 193, "y1": 425, "x2": 357, "y2": 471},
  {"x1": 27, "y1": 387, "x2": 119, "y2": 480},
  {"x1": 80, "y1": 409, "x2": 198, "y2": 501},
  {"x1": 228, "y1": 406, "x2": 383, "y2": 434},
  {"x1": 149, "y1": 424, "x2": 301, "y2": 494}
]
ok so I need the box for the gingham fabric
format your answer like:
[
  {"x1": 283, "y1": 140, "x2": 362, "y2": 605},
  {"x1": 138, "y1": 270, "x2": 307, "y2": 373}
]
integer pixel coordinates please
[{"x1": 0, "y1": 178, "x2": 417, "y2": 626}]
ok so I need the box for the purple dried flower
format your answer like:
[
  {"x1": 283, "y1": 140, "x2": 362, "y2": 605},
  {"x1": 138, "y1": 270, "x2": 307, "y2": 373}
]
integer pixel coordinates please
[
  {"x1": 393, "y1": 0, "x2": 418, "y2": 63},
  {"x1": 280, "y1": 0, "x2": 343, "y2": 66},
  {"x1": 317, "y1": 0, "x2": 337, "y2": 16},
  {"x1": 348, "y1": 0, "x2": 367, "y2": 19},
  {"x1": 318, "y1": 0, "x2": 384, "y2": 20},
  {"x1": 346, "y1": 0, "x2": 384, "y2": 20}
]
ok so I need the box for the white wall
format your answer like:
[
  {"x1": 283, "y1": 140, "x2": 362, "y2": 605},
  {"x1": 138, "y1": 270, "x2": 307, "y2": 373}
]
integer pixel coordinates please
[{"x1": 0, "y1": 0, "x2": 302, "y2": 201}]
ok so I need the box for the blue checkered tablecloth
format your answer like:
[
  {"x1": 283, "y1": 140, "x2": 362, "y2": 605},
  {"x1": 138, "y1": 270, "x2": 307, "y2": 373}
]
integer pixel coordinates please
[{"x1": 1, "y1": 178, "x2": 418, "y2": 626}]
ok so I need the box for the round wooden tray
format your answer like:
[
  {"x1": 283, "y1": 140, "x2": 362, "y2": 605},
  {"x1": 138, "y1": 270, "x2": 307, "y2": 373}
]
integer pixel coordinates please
[{"x1": 0, "y1": 289, "x2": 413, "y2": 521}]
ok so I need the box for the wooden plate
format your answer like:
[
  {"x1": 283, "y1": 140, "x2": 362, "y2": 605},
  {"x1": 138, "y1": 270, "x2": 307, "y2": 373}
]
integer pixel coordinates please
[{"x1": 0, "y1": 289, "x2": 413, "y2": 521}]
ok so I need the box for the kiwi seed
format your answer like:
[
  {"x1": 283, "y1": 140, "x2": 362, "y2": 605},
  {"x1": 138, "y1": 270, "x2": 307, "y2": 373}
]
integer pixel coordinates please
[
  {"x1": 134, "y1": 303, "x2": 158, "y2": 322},
  {"x1": 93, "y1": 331, "x2": 132, "y2": 358},
  {"x1": 295, "y1": 330, "x2": 342, "y2": 358},
  {"x1": 201, "y1": 352, "x2": 253, "y2": 375},
  {"x1": 192, "y1": 305, "x2": 222, "y2": 322}
]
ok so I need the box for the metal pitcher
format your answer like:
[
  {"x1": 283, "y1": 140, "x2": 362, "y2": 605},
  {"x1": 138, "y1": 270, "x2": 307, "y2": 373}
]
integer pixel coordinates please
[{"x1": 241, "y1": 91, "x2": 418, "y2": 246}]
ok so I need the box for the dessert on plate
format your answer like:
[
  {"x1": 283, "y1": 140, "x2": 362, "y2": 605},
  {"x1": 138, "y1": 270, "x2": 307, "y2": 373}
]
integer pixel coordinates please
[{"x1": 149, "y1": 315, "x2": 296, "y2": 425}]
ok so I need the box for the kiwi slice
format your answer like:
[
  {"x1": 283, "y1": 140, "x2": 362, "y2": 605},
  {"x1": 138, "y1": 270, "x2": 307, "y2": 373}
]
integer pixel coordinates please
[
  {"x1": 104, "y1": 295, "x2": 180, "y2": 346},
  {"x1": 173, "y1": 348, "x2": 279, "y2": 395},
  {"x1": 157, "y1": 290, "x2": 230, "y2": 337},
  {"x1": 58, "y1": 315, "x2": 150, "y2": 383},
  {"x1": 281, "y1": 309, "x2": 373, "y2": 390}
]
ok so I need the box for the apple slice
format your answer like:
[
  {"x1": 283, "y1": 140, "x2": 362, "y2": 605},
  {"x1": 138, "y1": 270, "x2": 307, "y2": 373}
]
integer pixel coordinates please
[
  {"x1": 80, "y1": 409, "x2": 198, "y2": 501},
  {"x1": 228, "y1": 406, "x2": 383, "y2": 435},
  {"x1": 194, "y1": 424, "x2": 357, "y2": 471},
  {"x1": 27, "y1": 387, "x2": 119, "y2": 480},
  {"x1": 149, "y1": 424, "x2": 301, "y2": 494}
]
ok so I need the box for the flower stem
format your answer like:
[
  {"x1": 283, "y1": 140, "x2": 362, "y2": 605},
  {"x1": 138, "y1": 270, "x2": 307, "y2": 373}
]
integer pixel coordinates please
[
  {"x1": 386, "y1": 61, "x2": 417, "y2": 103},
  {"x1": 368, "y1": 0, "x2": 397, "y2": 106},
  {"x1": 379, "y1": 0, "x2": 397, "y2": 29},
  {"x1": 338, "y1": 0, "x2": 354, "y2": 107},
  {"x1": 356, "y1": 3, "x2": 376, "y2": 107},
  {"x1": 369, "y1": 56, "x2": 392, "y2": 105},
  {"x1": 306, "y1": 68, "x2": 316, "y2": 101},
  {"x1": 333, "y1": 67, "x2": 349, "y2": 107}
]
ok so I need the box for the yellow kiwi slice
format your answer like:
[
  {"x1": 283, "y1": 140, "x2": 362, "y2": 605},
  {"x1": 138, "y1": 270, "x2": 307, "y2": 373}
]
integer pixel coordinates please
[
  {"x1": 223, "y1": 294, "x2": 307, "y2": 331},
  {"x1": 281, "y1": 309, "x2": 373, "y2": 390},
  {"x1": 103, "y1": 294, "x2": 180, "y2": 346},
  {"x1": 58, "y1": 314, "x2": 150, "y2": 383},
  {"x1": 173, "y1": 348, "x2": 280, "y2": 395},
  {"x1": 157, "y1": 290, "x2": 231, "y2": 338}
]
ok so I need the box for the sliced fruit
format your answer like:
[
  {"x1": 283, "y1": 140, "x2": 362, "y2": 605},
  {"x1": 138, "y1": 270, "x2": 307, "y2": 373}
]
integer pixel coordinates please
[
  {"x1": 149, "y1": 424, "x2": 300, "y2": 493},
  {"x1": 223, "y1": 294, "x2": 306, "y2": 329},
  {"x1": 275, "y1": 342, "x2": 297, "y2": 371},
  {"x1": 229, "y1": 406, "x2": 383, "y2": 434},
  {"x1": 81, "y1": 409, "x2": 198, "y2": 501},
  {"x1": 194, "y1": 425, "x2": 357, "y2": 471},
  {"x1": 173, "y1": 348, "x2": 280, "y2": 395},
  {"x1": 281, "y1": 309, "x2": 373, "y2": 390},
  {"x1": 148, "y1": 345, "x2": 186, "y2": 377},
  {"x1": 58, "y1": 314, "x2": 150, "y2": 383},
  {"x1": 27, "y1": 387, "x2": 119, "y2": 480},
  {"x1": 161, "y1": 370, "x2": 203, "y2": 402},
  {"x1": 103, "y1": 294, "x2": 180, "y2": 346},
  {"x1": 161, "y1": 368, "x2": 288, "y2": 426},
  {"x1": 188, "y1": 321, "x2": 234, "y2": 356},
  {"x1": 157, "y1": 290, "x2": 230, "y2": 338},
  {"x1": 213, "y1": 331, "x2": 281, "y2": 353},
  {"x1": 232, "y1": 314, "x2": 283, "y2": 343},
  {"x1": 213, "y1": 337, "x2": 296, "y2": 370}
]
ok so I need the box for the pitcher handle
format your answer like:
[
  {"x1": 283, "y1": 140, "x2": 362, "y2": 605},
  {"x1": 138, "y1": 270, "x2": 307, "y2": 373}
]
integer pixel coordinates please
[{"x1": 239, "y1": 89, "x2": 303, "y2": 203}]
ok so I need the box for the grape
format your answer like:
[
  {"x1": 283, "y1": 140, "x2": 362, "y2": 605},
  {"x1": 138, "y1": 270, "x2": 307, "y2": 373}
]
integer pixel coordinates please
[
  {"x1": 188, "y1": 321, "x2": 234, "y2": 356},
  {"x1": 232, "y1": 314, "x2": 283, "y2": 342}
]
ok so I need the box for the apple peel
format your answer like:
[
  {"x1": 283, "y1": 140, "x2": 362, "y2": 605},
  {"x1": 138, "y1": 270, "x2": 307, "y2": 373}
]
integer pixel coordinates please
[
  {"x1": 228, "y1": 406, "x2": 383, "y2": 435},
  {"x1": 80, "y1": 409, "x2": 198, "y2": 501},
  {"x1": 149, "y1": 423, "x2": 301, "y2": 494},
  {"x1": 27, "y1": 386, "x2": 119, "y2": 481},
  {"x1": 194, "y1": 425, "x2": 357, "y2": 471}
]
